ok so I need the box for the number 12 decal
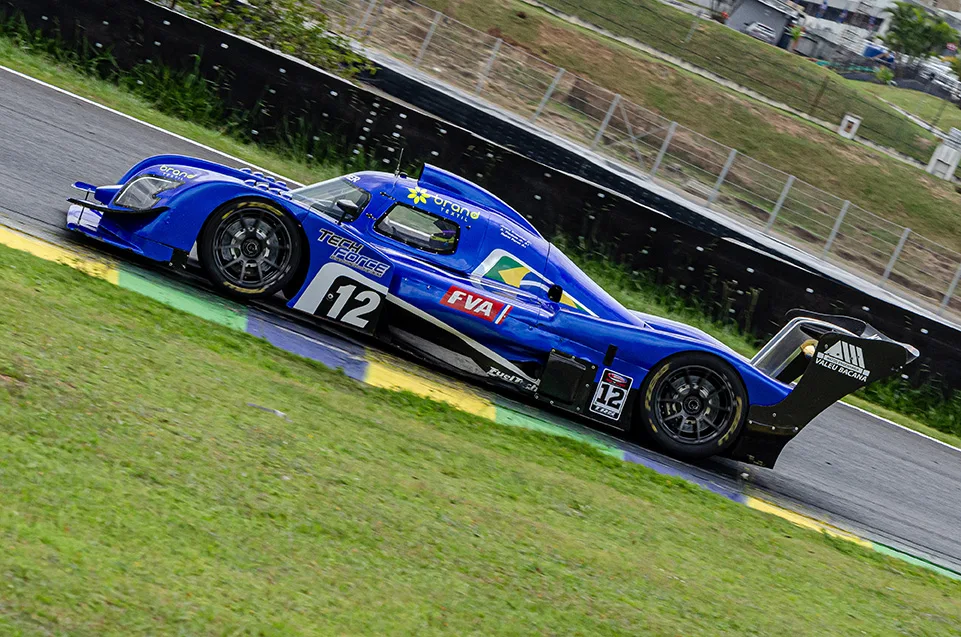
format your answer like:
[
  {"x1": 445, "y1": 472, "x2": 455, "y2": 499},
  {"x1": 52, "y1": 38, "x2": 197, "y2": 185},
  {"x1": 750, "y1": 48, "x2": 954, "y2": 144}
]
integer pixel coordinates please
[
  {"x1": 315, "y1": 275, "x2": 384, "y2": 333},
  {"x1": 590, "y1": 369, "x2": 633, "y2": 420}
]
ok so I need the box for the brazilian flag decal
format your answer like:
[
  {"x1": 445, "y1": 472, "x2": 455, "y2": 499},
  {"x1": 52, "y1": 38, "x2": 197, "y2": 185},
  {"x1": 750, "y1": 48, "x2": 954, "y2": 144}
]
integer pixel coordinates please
[
  {"x1": 558, "y1": 290, "x2": 589, "y2": 313},
  {"x1": 480, "y1": 253, "x2": 593, "y2": 314},
  {"x1": 483, "y1": 254, "x2": 532, "y2": 289}
]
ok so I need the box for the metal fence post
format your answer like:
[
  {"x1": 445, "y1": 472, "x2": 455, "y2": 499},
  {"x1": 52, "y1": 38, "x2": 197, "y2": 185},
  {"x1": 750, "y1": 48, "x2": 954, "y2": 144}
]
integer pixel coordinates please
[
  {"x1": 939, "y1": 262, "x2": 961, "y2": 315},
  {"x1": 766, "y1": 174, "x2": 795, "y2": 231},
  {"x1": 591, "y1": 94, "x2": 621, "y2": 150},
  {"x1": 414, "y1": 11, "x2": 442, "y2": 68},
  {"x1": 354, "y1": 0, "x2": 379, "y2": 33},
  {"x1": 809, "y1": 76, "x2": 829, "y2": 115},
  {"x1": 707, "y1": 148, "x2": 737, "y2": 206},
  {"x1": 822, "y1": 200, "x2": 849, "y2": 257},
  {"x1": 474, "y1": 38, "x2": 502, "y2": 96},
  {"x1": 619, "y1": 101, "x2": 646, "y2": 167},
  {"x1": 880, "y1": 227, "x2": 912, "y2": 287},
  {"x1": 649, "y1": 122, "x2": 677, "y2": 179},
  {"x1": 530, "y1": 68, "x2": 565, "y2": 123},
  {"x1": 683, "y1": 12, "x2": 701, "y2": 44}
]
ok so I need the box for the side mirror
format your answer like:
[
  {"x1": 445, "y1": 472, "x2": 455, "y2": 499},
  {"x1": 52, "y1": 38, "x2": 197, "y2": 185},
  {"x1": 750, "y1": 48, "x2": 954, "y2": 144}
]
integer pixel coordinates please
[
  {"x1": 334, "y1": 199, "x2": 359, "y2": 224},
  {"x1": 547, "y1": 284, "x2": 564, "y2": 303}
]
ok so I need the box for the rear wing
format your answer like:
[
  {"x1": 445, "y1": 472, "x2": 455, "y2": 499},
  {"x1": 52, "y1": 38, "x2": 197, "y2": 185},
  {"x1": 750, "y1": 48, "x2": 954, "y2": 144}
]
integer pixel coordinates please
[{"x1": 727, "y1": 309, "x2": 919, "y2": 467}]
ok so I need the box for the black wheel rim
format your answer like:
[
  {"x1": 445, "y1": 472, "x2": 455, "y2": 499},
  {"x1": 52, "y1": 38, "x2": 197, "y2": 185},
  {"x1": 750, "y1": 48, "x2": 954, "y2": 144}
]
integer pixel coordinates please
[
  {"x1": 652, "y1": 365, "x2": 736, "y2": 446},
  {"x1": 212, "y1": 208, "x2": 293, "y2": 290}
]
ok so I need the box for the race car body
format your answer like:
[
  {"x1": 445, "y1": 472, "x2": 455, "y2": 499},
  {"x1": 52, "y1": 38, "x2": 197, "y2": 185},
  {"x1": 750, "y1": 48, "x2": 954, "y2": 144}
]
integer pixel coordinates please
[{"x1": 66, "y1": 155, "x2": 919, "y2": 467}]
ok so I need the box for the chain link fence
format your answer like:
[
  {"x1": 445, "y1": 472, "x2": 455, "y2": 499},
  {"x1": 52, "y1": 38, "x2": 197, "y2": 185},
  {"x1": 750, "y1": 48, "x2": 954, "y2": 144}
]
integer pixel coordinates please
[{"x1": 318, "y1": 0, "x2": 961, "y2": 321}]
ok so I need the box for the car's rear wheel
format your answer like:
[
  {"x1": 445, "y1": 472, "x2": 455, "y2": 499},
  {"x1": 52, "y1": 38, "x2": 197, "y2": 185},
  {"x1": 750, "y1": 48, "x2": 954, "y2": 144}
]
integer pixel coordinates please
[
  {"x1": 638, "y1": 352, "x2": 747, "y2": 460},
  {"x1": 199, "y1": 199, "x2": 302, "y2": 298}
]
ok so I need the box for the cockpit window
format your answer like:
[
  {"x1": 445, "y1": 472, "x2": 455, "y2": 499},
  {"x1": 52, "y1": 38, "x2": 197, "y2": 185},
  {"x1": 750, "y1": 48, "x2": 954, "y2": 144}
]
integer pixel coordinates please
[
  {"x1": 375, "y1": 204, "x2": 459, "y2": 254},
  {"x1": 290, "y1": 177, "x2": 370, "y2": 221}
]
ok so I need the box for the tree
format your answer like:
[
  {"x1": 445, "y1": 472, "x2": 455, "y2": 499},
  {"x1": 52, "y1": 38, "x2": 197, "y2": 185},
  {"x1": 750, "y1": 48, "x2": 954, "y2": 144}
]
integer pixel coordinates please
[
  {"x1": 881, "y1": 2, "x2": 959, "y2": 66},
  {"x1": 874, "y1": 65, "x2": 894, "y2": 84},
  {"x1": 788, "y1": 25, "x2": 804, "y2": 52},
  {"x1": 949, "y1": 55, "x2": 961, "y2": 79}
]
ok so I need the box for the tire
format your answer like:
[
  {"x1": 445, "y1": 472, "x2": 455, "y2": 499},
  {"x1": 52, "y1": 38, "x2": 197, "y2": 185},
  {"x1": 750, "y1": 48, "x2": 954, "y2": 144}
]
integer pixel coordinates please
[
  {"x1": 199, "y1": 199, "x2": 302, "y2": 299},
  {"x1": 637, "y1": 352, "x2": 748, "y2": 460}
]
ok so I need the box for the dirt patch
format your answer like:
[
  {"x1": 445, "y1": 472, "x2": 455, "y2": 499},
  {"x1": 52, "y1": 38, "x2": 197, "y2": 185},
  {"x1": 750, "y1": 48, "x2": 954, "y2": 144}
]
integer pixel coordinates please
[
  {"x1": 0, "y1": 372, "x2": 26, "y2": 395},
  {"x1": 485, "y1": 26, "x2": 523, "y2": 49}
]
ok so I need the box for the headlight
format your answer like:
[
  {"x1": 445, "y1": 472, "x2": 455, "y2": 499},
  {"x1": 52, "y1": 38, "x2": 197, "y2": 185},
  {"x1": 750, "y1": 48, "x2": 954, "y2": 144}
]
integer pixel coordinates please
[{"x1": 115, "y1": 175, "x2": 182, "y2": 209}]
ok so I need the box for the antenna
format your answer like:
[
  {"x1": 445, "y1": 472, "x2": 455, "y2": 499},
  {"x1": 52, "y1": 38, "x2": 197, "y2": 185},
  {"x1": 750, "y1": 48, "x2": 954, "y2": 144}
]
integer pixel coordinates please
[{"x1": 394, "y1": 147, "x2": 405, "y2": 178}]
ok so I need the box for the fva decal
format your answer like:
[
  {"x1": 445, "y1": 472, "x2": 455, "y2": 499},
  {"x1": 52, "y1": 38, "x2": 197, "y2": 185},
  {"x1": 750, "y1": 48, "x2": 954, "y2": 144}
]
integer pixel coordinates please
[
  {"x1": 815, "y1": 341, "x2": 870, "y2": 382},
  {"x1": 590, "y1": 369, "x2": 633, "y2": 420},
  {"x1": 441, "y1": 286, "x2": 512, "y2": 324}
]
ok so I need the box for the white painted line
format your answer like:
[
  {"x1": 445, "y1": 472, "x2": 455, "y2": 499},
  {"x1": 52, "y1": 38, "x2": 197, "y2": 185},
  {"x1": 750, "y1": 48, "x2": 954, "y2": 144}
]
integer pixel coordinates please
[
  {"x1": 0, "y1": 64, "x2": 303, "y2": 187},
  {"x1": 272, "y1": 323, "x2": 362, "y2": 359},
  {"x1": 837, "y1": 400, "x2": 961, "y2": 454}
]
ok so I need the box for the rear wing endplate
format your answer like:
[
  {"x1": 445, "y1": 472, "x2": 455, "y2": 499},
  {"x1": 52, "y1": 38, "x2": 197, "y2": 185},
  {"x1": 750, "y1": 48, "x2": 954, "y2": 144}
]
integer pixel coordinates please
[{"x1": 728, "y1": 310, "x2": 918, "y2": 467}]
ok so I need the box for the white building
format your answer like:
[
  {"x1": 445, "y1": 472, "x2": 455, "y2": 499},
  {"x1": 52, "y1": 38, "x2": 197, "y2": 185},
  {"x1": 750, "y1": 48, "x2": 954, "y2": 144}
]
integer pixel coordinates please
[
  {"x1": 796, "y1": 0, "x2": 896, "y2": 54},
  {"x1": 797, "y1": 0, "x2": 961, "y2": 56}
]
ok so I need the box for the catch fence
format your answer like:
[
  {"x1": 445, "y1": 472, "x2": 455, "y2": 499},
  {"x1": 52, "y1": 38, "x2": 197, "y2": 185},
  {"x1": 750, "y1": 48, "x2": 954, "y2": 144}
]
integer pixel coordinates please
[{"x1": 320, "y1": 0, "x2": 961, "y2": 319}]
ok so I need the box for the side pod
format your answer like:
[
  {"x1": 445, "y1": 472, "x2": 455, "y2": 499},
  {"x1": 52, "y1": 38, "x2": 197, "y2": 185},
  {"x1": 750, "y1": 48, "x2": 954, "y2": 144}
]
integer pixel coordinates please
[{"x1": 727, "y1": 310, "x2": 918, "y2": 467}]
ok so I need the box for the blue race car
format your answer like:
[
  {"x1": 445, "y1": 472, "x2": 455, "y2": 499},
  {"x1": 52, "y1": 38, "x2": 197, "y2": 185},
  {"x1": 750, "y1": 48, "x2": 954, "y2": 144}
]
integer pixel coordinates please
[{"x1": 66, "y1": 155, "x2": 918, "y2": 467}]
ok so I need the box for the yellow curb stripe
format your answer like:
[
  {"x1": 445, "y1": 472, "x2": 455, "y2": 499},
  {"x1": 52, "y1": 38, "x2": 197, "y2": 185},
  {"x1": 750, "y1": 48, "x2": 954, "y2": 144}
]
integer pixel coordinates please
[
  {"x1": 0, "y1": 226, "x2": 119, "y2": 284},
  {"x1": 364, "y1": 361, "x2": 497, "y2": 420},
  {"x1": 745, "y1": 496, "x2": 873, "y2": 547}
]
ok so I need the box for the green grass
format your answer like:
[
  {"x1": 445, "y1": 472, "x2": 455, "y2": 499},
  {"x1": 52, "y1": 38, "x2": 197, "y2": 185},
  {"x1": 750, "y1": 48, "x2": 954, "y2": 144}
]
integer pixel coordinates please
[
  {"x1": 3, "y1": 240, "x2": 961, "y2": 634},
  {"x1": 416, "y1": 0, "x2": 961, "y2": 252},
  {"x1": 513, "y1": 0, "x2": 930, "y2": 155},
  {"x1": 857, "y1": 81, "x2": 961, "y2": 132}
]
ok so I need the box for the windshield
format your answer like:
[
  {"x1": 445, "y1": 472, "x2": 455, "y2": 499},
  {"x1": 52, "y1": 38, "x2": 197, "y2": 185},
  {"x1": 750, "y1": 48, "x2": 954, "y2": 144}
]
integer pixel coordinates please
[{"x1": 290, "y1": 177, "x2": 371, "y2": 220}]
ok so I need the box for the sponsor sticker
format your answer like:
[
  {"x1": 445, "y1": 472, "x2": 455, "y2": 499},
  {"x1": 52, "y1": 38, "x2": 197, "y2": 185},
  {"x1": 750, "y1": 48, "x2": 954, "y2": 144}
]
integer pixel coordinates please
[
  {"x1": 319, "y1": 229, "x2": 390, "y2": 278},
  {"x1": 441, "y1": 286, "x2": 512, "y2": 323},
  {"x1": 318, "y1": 228, "x2": 363, "y2": 254},
  {"x1": 407, "y1": 187, "x2": 481, "y2": 222},
  {"x1": 487, "y1": 366, "x2": 539, "y2": 392},
  {"x1": 498, "y1": 225, "x2": 530, "y2": 248},
  {"x1": 158, "y1": 165, "x2": 199, "y2": 180},
  {"x1": 590, "y1": 369, "x2": 633, "y2": 420},
  {"x1": 330, "y1": 248, "x2": 390, "y2": 278},
  {"x1": 815, "y1": 341, "x2": 870, "y2": 382}
]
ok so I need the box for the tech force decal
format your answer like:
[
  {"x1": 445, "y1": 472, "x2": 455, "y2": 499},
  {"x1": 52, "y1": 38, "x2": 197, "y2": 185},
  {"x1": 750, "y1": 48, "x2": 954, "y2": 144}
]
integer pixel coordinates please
[
  {"x1": 815, "y1": 341, "x2": 870, "y2": 382},
  {"x1": 590, "y1": 369, "x2": 633, "y2": 420},
  {"x1": 318, "y1": 229, "x2": 390, "y2": 278},
  {"x1": 441, "y1": 286, "x2": 512, "y2": 324}
]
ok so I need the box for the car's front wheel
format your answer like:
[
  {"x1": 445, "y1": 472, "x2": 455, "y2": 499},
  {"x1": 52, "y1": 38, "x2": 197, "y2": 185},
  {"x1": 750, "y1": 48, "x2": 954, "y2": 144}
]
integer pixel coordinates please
[
  {"x1": 637, "y1": 352, "x2": 748, "y2": 460},
  {"x1": 199, "y1": 199, "x2": 302, "y2": 298}
]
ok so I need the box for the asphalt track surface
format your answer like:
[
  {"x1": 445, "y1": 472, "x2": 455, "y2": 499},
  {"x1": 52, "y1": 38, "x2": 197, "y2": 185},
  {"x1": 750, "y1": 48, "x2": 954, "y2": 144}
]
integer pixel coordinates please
[{"x1": 3, "y1": 66, "x2": 961, "y2": 572}]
